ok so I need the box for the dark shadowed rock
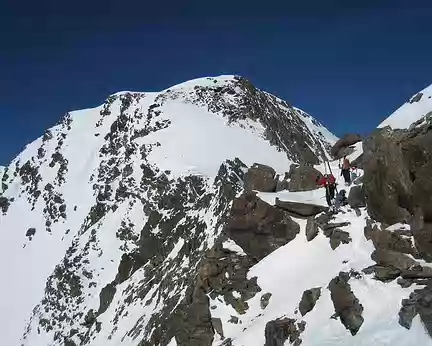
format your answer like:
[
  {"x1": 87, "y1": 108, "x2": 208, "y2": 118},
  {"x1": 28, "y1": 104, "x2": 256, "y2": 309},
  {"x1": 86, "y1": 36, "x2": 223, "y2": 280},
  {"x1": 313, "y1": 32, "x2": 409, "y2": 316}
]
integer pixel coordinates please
[
  {"x1": 367, "y1": 226, "x2": 418, "y2": 257},
  {"x1": 331, "y1": 134, "x2": 362, "y2": 159},
  {"x1": 226, "y1": 193, "x2": 300, "y2": 261},
  {"x1": 212, "y1": 318, "x2": 224, "y2": 339},
  {"x1": 328, "y1": 272, "x2": 364, "y2": 336},
  {"x1": 362, "y1": 128, "x2": 413, "y2": 225},
  {"x1": 409, "y1": 92, "x2": 423, "y2": 103},
  {"x1": 305, "y1": 217, "x2": 319, "y2": 241},
  {"x1": 347, "y1": 185, "x2": 366, "y2": 208},
  {"x1": 299, "y1": 287, "x2": 321, "y2": 316},
  {"x1": 244, "y1": 163, "x2": 277, "y2": 192},
  {"x1": 397, "y1": 277, "x2": 413, "y2": 288},
  {"x1": 287, "y1": 164, "x2": 322, "y2": 192},
  {"x1": 261, "y1": 292, "x2": 272, "y2": 309},
  {"x1": 412, "y1": 220, "x2": 432, "y2": 262},
  {"x1": 275, "y1": 198, "x2": 328, "y2": 218},
  {"x1": 264, "y1": 318, "x2": 303, "y2": 346},
  {"x1": 371, "y1": 249, "x2": 417, "y2": 271},
  {"x1": 362, "y1": 265, "x2": 400, "y2": 282},
  {"x1": 401, "y1": 265, "x2": 432, "y2": 279},
  {"x1": 323, "y1": 228, "x2": 351, "y2": 250}
]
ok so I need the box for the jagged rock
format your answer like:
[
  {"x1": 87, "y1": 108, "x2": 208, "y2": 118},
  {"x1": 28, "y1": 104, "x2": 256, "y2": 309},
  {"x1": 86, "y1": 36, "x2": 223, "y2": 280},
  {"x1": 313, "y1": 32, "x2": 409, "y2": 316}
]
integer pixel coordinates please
[
  {"x1": 287, "y1": 164, "x2": 322, "y2": 192},
  {"x1": 362, "y1": 265, "x2": 400, "y2": 282},
  {"x1": 347, "y1": 185, "x2": 366, "y2": 208},
  {"x1": 411, "y1": 215, "x2": 432, "y2": 262},
  {"x1": 398, "y1": 286, "x2": 432, "y2": 337},
  {"x1": 362, "y1": 127, "x2": 413, "y2": 224},
  {"x1": 315, "y1": 212, "x2": 334, "y2": 227},
  {"x1": 328, "y1": 272, "x2": 364, "y2": 336},
  {"x1": 409, "y1": 92, "x2": 423, "y2": 103},
  {"x1": 397, "y1": 277, "x2": 413, "y2": 288},
  {"x1": 367, "y1": 226, "x2": 418, "y2": 257},
  {"x1": 0, "y1": 196, "x2": 11, "y2": 214},
  {"x1": 299, "y1": 287, "x2": 321, "y2": 316},
  {"x1": 322, "y1": 221, "x2": 351, "y2": 231},
  {"x1": 212, "y1": 318, "x2": 224, "y2": 339},
  {"x1": 26, "y1": 227, "x2": 36, "y2": 239},
  {"x1": 330, "y1": 134, "x2": 362, "y2": 159},
  {"x1": 371, "y1": 249, "x2": 417, "y2": 271},
  {"x1": 264, "y1": 317, "x2": 303, "y2": 346},
  {"x1": 305, "y1": 217, "x2": 319, "y2": 241},
  {"x1": 244, "y1": 163, "x2": 277, "y2": 192},
  {"x1": 226, "y1": 193, "x2": 300, "y2": 261},
  {"x1": 260, "y1": 292, "x2": 272, "y2": 309},
  {"x1": 353, "y1": 208, "x2": 361, "y2": 217},
  {"x1": 275, "y1": 199, "x2": 328, "y2": 218},
  {"x1": 401, "y1": 265, "x2": 432, "y2": 279},
  {"x1": 323, "y1": 228, "x2": 351, "y2": 250}
]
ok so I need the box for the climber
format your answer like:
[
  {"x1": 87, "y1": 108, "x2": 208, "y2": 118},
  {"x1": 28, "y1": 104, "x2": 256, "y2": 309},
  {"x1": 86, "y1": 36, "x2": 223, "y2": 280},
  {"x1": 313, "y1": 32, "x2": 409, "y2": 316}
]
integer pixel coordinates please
[
  {"x1": 340, "y1": 155, "x2": 351, "y2": 186},
  {"x1": 316, "y1": 173, "x2": 336, "y2": 207},
  {"x1": 332, "y1": 189, "x2": 348, "y2": 213}
]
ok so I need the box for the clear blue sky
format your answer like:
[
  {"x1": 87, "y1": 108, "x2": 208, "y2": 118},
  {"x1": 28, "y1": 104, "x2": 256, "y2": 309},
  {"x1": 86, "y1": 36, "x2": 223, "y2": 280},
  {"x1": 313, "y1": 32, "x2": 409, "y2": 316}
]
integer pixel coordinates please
[{"x1": 1, "y1": 1, "x2": 432, "y2": 165}]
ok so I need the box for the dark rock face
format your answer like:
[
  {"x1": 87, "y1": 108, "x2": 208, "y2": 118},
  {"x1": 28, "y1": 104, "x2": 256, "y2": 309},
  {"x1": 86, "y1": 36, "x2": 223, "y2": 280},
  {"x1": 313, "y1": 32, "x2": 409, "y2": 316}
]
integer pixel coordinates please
[
  {"x1": 299, "y1": 287, "x2": 321, "y2": 316},
  {"x1": 362, "y1": 265, "x2": 401, "y2": 282},
  {"x1": 287, "y1": 164, "x2": 322, "y2": 192},
  {"x1": 305, "y1": 217, "x2": 319, "y2": 241},
  {"x1": 328, "y1": 272, "x2": 364, "y2": 336},
  {"x1": 412, "y1": 223, "x2": 432, "y2": 262},
  {"x1": 323, "y1": 228, "x2": 351, "y2": 250},
  {"x1": 362, "y1": 128, "x2": 413, "y2": 225},
  {"x1": 409, "y1": 92, "x2": 423, "y2": 103},
  {"x1": 244, "y1": 163, "x2": 277, "y2": 193},
  {"x1": 371, "y1": 249, "x2": 417, "y2": 271},
  {"x1": 347, "y1": 185, "x2": 366, "y2": 208},
  {"x1": 275, "y1": 199, "x2": 328, "y2": 218},
  {"x1": 261, "y1": 292, "x2": 272, "y2": 309},
  {"x1": 264, "y1": 318, "x2": 304, "y2": 346},
  {"x1": 367, "y1": 226, "x2": 418, "y2": 257},
  {"x1": 399, "y1": 286, "x2": 432, "y2": 337},
  {"x1": 226, "y1": 193, "x2": 300, "y2": 261},
  {"x1": 330, "y1": 134, "x2": 362, "y2": 159}
]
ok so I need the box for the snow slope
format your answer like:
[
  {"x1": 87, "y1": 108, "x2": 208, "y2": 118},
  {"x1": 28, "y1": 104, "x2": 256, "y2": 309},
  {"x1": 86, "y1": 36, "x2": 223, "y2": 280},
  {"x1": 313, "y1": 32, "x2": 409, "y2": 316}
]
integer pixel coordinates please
[
  {"x1": 0, "y1": 75, "x2": 338, "y2": 346},
  {"x1": 379, "y1": 84, "x2": 432, "y2": 129}
]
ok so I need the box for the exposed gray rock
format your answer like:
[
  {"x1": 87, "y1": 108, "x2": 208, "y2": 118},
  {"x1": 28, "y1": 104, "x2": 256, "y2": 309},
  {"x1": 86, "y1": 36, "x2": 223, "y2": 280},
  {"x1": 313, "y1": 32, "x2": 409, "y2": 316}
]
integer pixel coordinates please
[
  {"x1": 275, "y1": 198, "x2": 329, "y2": 218},
  {"x1": 362, "y1": 265, "x2": 400, "y2": 282},
  {"x1": 328, "y1": 272, "x2": 364, "y2": 336},
  {"x1": 331, "y1": 134, "x2": 362, "y2": 159},
  {"x1": 367, "y1": 226, "x2": 418, "y2": 257},
  {"x1": 261, "y1": 292, "x2": 272, "y2": 309},
  {"x1": 371, "y1": 249, "x2": 417, "y2": 271},
  {"x1": 299, "y1": 287, "x2": 321, "y2": 316},
  {"x1": 264, "y1": 317, "x2": 304, "y2": 346},
  {"x1": 226, "y1": 193, "x2": 300, "y2": 261},
  {"x1": 397, "y1": 277, "x2": 413, "y2": 288},
  {"x1": 212, "y1": 318, "x2": 224, "y2": 339},
  {"x1": 244, "y1": 163, "x2": 277, "y2": 192},
  {"x1": 287, "y1": 164, "x2": 323, "y2": 192},
  {"x1": 347, "y1": 185, "x2": 366, "y2": 208},
  {"x1": 401, "y1": 265, "x2": 432, "y2": 279},
  {"x1": 305, "y1": 217, "x2": 319, "y2": 241},
  {"x1": 323, "y1": 228, "x2": 351, "y2": 250}
]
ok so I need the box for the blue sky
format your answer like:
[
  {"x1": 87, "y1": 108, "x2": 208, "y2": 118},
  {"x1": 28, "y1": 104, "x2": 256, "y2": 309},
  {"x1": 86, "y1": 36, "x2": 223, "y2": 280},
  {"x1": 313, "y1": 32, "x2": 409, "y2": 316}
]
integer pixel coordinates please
[{"x1": 1, "y1": 1, "x2": 432, "y2": 165}]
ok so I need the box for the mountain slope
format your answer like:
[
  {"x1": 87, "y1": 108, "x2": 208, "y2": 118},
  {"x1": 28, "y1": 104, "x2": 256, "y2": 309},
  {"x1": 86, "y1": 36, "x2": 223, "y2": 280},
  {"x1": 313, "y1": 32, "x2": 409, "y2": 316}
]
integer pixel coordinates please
[
  {"x1": 0, "y1": 75, "x2": 337, "y2": 346},
  {"x1": 379, "y1": 84, "x2": 432, "y2": 129}
]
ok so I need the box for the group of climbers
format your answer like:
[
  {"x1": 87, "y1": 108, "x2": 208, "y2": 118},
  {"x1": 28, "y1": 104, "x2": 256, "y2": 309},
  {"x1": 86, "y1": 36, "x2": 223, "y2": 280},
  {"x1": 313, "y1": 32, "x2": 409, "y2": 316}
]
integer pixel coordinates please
[{"x1": 315, "y1": 155, "x2": 357, "y2": 212}]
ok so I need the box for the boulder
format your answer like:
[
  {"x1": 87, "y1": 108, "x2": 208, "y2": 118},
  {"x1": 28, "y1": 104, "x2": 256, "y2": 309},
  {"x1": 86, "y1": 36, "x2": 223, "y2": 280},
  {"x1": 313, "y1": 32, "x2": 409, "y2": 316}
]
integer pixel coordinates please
[
  {"x1": 347, "y1": 185, "x2": 366, "y2": 208},
  {"x1": 412, "y1": 223, "x2": 432, "y2": 262},
  {"x1": 330, "y1": 134, "x2": 362, "y2": 159},
  {"x1": 323, "y1": 228, "x2": 351, "y2": 250},
  {"x1": 299, "y1": 287, "x2": 321, "y2": 316},
  {"x1": 264, "y1": 318, "x2": 303, "y2": 346},
  {"x1": 362, "y1": 128, "x2": 413, "y2": 225},
  {"x1": 244, "y1": 163, "x2": 277, "y2": 192},
  {"x1": 362, "y1": 265, "x2": 401, "y2": 282},
  {"x1": 328, "y1": 272, "x2": 364, "y2": 336},
  {"x1": 287, "y1": 164, "x2": 322, "y2": 192},
  {"x1": 275, "y1": 199, "x2": 329, "y2": 218},
  {"x1": 305, "y1": 217, "x2": 319, "y2": 241},
  {"x1": 225, "y1": 193, "x2": 300, "y2": 261},
  {"x1": 367, "y1": 227, "x2": 418, "y2": 257},
  {"x1": 371, "y1": 249, "x2": 417, "y2": 271}
]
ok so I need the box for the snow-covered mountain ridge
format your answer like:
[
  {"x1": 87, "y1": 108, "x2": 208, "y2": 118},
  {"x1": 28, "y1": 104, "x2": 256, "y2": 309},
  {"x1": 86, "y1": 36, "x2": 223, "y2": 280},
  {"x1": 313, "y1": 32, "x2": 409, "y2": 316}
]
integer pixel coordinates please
[{"x1": 0, "y1": 75, "x2": 339, "y2": 346}]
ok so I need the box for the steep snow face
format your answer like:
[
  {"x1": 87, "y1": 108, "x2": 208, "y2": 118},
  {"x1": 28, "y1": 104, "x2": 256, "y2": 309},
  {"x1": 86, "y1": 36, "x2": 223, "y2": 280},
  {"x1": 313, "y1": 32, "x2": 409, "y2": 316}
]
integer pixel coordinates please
[
  {"x1": 379, "y1": 84, "x2": 432, "y2": 129},
  {"x1": 0, "y1": 75, "x2": 337, "y2": 346}
]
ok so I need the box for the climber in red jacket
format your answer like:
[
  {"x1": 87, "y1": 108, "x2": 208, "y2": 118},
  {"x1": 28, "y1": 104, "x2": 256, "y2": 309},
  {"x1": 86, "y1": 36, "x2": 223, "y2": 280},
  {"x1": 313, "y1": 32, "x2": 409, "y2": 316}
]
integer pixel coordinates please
[{"x1": 316, "y1": 174, "x2": 336, "y2": 206}]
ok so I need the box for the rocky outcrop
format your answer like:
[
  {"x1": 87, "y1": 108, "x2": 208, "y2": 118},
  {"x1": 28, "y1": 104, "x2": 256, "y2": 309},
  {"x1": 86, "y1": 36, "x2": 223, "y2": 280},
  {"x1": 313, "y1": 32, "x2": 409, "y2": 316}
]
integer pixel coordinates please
[
  {"x1": 328, "y1": 272, "x2": 364, "y2": 336},
  {"x1": 264, "y1": 318, "x2": 305, "y2": 346},
  {"x1": 275, "y1": 199, "x2": 328, "y2": 218},
  {"x1": 347, "y1": 185, "x2": 366, "y2": 208},
  {"x1": 244, "y1": 163, "x2": 277, "y2": 192},
  {"x1": 323, "y1": 228, "x2": 352, "y2": 250},
  {"x1": 299, "y1": 287, "x2": 321, "y2": 316},
  {"x1": 362, "y1": 127, "x2": 413, "y2": 224},
  {"x1": 287, "y1": 164, "x2": 322, "y2": 192},
  {"x1": 226, "y1": 193, "x2": 300, "y2": 261},
  {"x1": 371, "y1": 249, "x2": 417, "y2": 271},
  {"x1": 305, "y1": 217, "x2": 319, "y2": 241},
  {"x1": 362, "y1": 265, "x2": 401, "y2": 282},
  {"x1": 330, "y1": 134, "x2": 362, "y2": 159},
  {"x1": 366, "y1": 225, "x2": 418, "y2": 258},
  {"x1": 399, "y1": 286, "x2": 432, "y2": 337}
]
